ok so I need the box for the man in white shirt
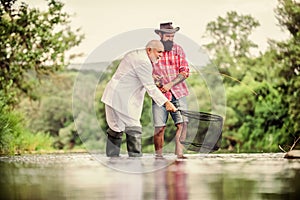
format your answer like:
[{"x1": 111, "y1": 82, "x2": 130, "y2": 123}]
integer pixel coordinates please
[{"x1": 101, "y1": 40, "x2": 177, "y2": 157}]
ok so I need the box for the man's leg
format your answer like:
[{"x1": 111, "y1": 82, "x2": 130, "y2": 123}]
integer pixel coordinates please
[
  {"x1": 105, "y1": 105, "x2": 125, "y2": 157},
  {"x1": 154, "y1": 126, "x2": 166, "y2": 157},
  {"x1": 152, "y1": 100, "x2": 168, "y2": 158},
  {"x1": 125, "y1": 126, "x2": 142, "y2": 157},
  {"x1": 180, "y1": 121, "x2": 188, "y2": 143},
  {"x1": 106, "y1": 128, "x2": 123, "y2": 157},
  {"x1": 171, "y1": 96, "x2": 188, "y2": 158},
  {"x1": 174, "y1": 123, "x2": 184, "y2": 156},
  {"x1": 178, "y1": 96, "x2": 189, "y2": 146}
]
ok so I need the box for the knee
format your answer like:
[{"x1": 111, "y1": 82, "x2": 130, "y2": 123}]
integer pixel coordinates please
[
  {"x1": 176, "y1": 123, "x2": 183, "y2": 128},
  {"x1": 125, "y1": 126, "x2": 142, "y2": 134},
  {"x1": 155, "y1": 126, "x2": 165, "y2": 135},
  {"x1": 183, "y1": 122, "x2": 188, "y2": 128},
  {"x1": 107, "y1": 128, "x2": 123, "y2": 139},
  {"x1": 176, "y1": 123, "x2": 183, "y2": 131}
]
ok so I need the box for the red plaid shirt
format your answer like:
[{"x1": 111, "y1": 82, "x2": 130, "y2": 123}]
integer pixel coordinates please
[{"x1": 153, "y1": 43, "x2": 190, "y2": 100}]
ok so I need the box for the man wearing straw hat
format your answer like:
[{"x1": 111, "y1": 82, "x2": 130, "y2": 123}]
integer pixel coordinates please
[{"x1": 153, "y1": 22, "x2": 190, "y2": 159}]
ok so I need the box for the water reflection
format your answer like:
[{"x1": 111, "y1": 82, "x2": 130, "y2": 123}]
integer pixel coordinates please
[
  {"x1": 104, "y1": 171, "x2": 143, "y2": 199},
  {"x1": 0, "y1": 162, "x2": 65, "y2": 199},
  {"x1": 209, "y1": 175, "x2": 257, "y2": 200},
  {"x1": 154, "y1": 160, "x2": 188, "y2": 200},
  {"x1": 0, "y1": 153, "x2": 299, "y2": 200}
]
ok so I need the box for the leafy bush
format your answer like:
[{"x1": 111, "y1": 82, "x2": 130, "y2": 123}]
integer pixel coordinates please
[
  {"x1": 0, "y1": 98, "x2": 53, "y2": 155},
  {"x1": 0, "y1": 100, "x2": 23, "y2": 154}
]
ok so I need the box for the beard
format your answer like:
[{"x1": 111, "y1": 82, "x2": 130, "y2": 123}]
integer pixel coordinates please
[
  {"x1": 161, "y1": 40, "x2": 173, "y2": 51},
  {"x1": 149, "y1": 54, "x2": 159, "y2": 64}
]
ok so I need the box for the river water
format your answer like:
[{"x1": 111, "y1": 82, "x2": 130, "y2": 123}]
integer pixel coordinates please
[{"x1": 0, "y1": 153, "x2": 299, "y2": 200}]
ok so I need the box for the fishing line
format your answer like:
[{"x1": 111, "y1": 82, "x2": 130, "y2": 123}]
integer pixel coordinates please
[{"x1": 155, "y1": 70, "x2": 258, "y2": 96}]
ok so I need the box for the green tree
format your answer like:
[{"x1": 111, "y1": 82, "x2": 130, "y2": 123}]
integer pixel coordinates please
[
  {"x1": 0, "y1": 0, "x2": 83, "y2": 154},
  {"x1": 0, "y1": 0, "x2": 84, "y2": 107},
  {"x1": 203, "y1": 11, "x2": 263, "y2": 151},
  {"x1": 204, "y1": 11, "x2": 260, "y2": 83},
  {"x1": 203, "y1": 2, "x2": 300, "y2": 152},
  {"x1": 204, "y1": 11, "x2": 260, "y2": 58},
  {"x1": 274, "y1": 0, "x2": 300, "y2": 150}
]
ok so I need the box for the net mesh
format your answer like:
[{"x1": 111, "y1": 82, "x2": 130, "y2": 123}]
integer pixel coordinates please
[{"x1": 179, "y1": 110, "x2": 223, "y2": 153}]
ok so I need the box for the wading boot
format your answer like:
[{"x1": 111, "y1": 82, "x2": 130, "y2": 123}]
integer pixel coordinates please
[
  {"x1": 106, "y1": 128, "x2": 123, "y2": 157},
  {"x1": 125, "y1": 127, "x2": 142, "y2": 157}
]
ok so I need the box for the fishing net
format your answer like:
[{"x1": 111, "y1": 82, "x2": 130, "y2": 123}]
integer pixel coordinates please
[{"x1": 179, "y1": 110, "x2": 223, "y2": 153}]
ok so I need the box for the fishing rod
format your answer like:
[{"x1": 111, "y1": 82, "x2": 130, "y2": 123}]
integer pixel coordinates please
[{"x1": 154, "y1": 70, "x2": 258, "y2": 96}]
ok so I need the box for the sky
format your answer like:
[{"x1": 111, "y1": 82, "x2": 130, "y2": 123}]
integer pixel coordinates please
[{"x1": 25, "y1": 0, "x2": 289, "y2": 63}]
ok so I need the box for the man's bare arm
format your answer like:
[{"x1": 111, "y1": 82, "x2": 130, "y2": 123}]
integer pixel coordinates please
[
  {"x1": 161, "y1": 73, "x2": 186, "y2": 92},
  {"x1": 171, "y1": 73, "x2": 186, "y2": 86}
]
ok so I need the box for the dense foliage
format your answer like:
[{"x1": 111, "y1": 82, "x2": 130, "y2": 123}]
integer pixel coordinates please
[
  {"x1": 0, "y1": 0, "x2": 83, "y2": 154},
  {"x1": 0, "y1": 101, "x2": 53, "y2": 154},
  {"x1": 0, "y1": 0, "x2": 83, "y2": 106},
  {"x1": 274, "y1": 0, "x2": 300, "y2": 150},
  {"x1": 204, "y1": 0, "x2": 299, "y2": 152}
]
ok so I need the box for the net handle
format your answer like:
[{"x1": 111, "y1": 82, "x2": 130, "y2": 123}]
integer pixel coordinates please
[{"x1": 178, "y1": 109, "x2": 223, "y2": 122}]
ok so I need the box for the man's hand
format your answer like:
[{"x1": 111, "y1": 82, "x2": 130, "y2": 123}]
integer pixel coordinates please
[
  {"x1": 153, "y1": 75, "x2": 163, "y2": 88},
  {"x1": 165, "y1": 101, "x2": 177, "y2": 112},
  {"x1": 153, "y1": 74, "x2": 162, "y2": 80}
]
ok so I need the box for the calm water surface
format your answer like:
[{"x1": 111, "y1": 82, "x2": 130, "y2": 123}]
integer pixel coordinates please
[{"x1": 0, "y1": 153, "x2": 299, "y2": 200}]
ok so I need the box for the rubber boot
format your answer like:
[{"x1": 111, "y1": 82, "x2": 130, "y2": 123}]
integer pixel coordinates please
[
  {"x1": 106, "y1": 128, "x2": 123, "y2": 157},
  {"x1": 125, "y1": 127, "x2": 142, "y2": 157}
]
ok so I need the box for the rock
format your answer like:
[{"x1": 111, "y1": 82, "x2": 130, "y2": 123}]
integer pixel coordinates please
[{"x1": 284, "y1": 150, "x2": 300, "y2": 159}]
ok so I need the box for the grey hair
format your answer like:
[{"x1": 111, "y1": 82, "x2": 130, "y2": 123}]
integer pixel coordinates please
[{"x1": 146, "y1": 40, "x2": 163, "y2": 49}]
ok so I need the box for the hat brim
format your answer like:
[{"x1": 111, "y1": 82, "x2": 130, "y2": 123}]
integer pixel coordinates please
[{"x1": 155, "y1": 27, "x2": 180, "y2": 34}]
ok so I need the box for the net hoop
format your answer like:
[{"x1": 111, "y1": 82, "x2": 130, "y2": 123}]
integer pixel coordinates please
[{"x1": 179, "y1": 109, "x2": 223, "y2": 152}]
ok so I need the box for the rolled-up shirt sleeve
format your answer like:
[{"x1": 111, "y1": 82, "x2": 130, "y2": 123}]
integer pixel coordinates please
[{"x1": 178, "y1": 56, "x2": 190, "y2": 78}]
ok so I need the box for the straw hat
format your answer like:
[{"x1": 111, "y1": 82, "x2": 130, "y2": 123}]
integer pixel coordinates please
[{"x1": 154, "y1": 22, "x2": 180, "y2": 34}]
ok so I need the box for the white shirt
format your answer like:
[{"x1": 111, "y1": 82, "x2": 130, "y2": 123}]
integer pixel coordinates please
[{"x1": 101, "y1": 49, "x2": 168, "y2": 121}]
